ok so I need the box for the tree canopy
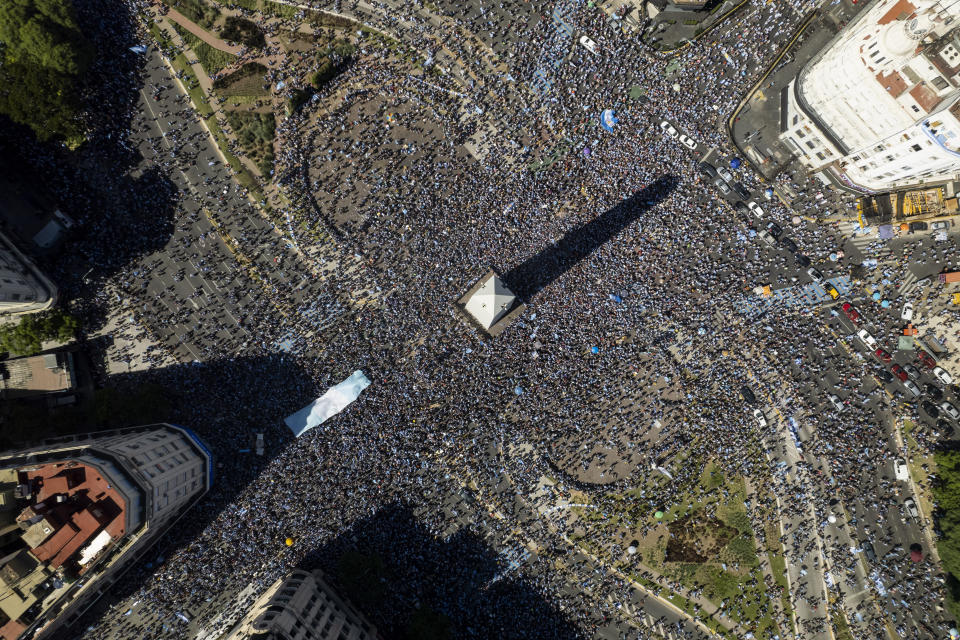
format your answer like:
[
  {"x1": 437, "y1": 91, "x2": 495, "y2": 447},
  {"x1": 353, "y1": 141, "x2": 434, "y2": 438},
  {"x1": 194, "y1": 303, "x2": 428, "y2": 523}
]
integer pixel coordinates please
[
  {"x1": 0, "y1": 308, "x2": 79, "y2": 356},
  {"x1": 933, "y1": 450, "x2": 960, "y2": 616},
  {"x1": 0, "y1": 0, "x2": 93, "y2": 143}
]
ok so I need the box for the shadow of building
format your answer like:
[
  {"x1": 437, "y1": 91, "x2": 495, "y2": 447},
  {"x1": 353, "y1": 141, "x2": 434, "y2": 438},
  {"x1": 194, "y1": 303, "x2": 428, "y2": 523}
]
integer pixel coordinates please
[{"x1": 299, "y1": 502, "x2": 585, "y2": 640}]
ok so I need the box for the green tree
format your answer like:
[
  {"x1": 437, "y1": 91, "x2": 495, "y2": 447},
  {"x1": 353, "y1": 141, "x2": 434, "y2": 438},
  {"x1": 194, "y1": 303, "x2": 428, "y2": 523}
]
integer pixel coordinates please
[
  {"x1": 0, "y1": 0, "x2": 92, "y2": 142},
  {"x1": 0, "y1": 308, "x2": 79, "y2": 356}
]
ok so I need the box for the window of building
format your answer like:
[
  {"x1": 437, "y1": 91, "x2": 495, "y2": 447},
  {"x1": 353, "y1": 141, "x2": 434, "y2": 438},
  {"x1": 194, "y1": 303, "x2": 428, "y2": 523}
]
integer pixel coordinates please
[
  {"x1": 805, "y1": 141, "x2": 816, "y2": 149},
  {"x1": 815, "y1": 152, "x2": 825, "y2": 161},
  {"x1": 912, "y1": 144, "x2": 923, "y2": 151}
]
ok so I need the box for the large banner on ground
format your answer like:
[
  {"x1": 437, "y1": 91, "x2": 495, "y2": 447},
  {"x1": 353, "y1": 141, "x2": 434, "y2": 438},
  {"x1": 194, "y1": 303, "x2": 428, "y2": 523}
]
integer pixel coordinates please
[{"x1": 284, "y1": 370, "x2": 372, "y2": 437}]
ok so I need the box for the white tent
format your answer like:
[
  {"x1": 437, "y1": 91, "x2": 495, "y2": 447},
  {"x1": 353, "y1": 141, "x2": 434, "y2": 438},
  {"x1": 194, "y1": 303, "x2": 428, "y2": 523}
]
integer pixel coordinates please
[
  {"x1": 464, "y1": 274, "x2": 516, "y2": 329},
  {"x1": 285, "y1": 370, "x2": 371, "y2": 437}
]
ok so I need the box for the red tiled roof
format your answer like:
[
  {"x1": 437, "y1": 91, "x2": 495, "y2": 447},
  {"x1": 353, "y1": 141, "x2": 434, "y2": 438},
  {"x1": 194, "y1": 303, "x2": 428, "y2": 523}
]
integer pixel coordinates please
[
  {"x1": 37, "y1": 476, "x2": 69, "y2": 503},
  {"x1": 910, "y1": 83, "x2": 941, "y2": 113},
  {"x1": 31, "y1": 523, "x2": 78, "y2": 563},
  {"x1": 0, "y1": 617, "x2": 26, "y2": 640},
  {"x1": 877, "y1": 70, "x2": 909, "y2": 97},
  {"x1": 878, "y1": 0, "x2": 917, "y2": 25}
]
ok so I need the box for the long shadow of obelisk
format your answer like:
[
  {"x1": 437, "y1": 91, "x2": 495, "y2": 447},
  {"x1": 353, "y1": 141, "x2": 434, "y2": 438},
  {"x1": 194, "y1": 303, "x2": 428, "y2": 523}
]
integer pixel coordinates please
[{"x1": 501, "y1": 175, "x2": 679, "y2": 301}]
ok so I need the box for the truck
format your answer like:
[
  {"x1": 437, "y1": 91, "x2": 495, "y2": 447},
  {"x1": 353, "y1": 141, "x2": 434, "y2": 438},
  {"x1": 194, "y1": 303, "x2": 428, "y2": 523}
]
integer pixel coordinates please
[{"x1": 939, "y1": 271, "x2": 960, "y2": 284}]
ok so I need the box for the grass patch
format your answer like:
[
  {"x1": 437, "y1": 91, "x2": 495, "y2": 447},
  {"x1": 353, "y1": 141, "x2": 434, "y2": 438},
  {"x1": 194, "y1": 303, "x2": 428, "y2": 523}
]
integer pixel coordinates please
[
  {"x1": 171, "y1": 52, "x2": 214, "y2": 117},
  {"x1": 263, "y1": 0, "x2": 300, "y2": 18},
  {"x1": 903, "y1": 420, "x2": 936, "y2": 519},
  {"x1": 214, "y1": 62, "x2": 269, "y2": 96},
  {"x1": 163, "y1": 0, "x2": 221, "y2": 30},
  {"x1": 170, "y1": 21, "x2": 236, "y2": 75},
  {"x1": 832, "y1": 610, "x2": 854, "y2": 640},
  {"x1": 225, "y1": 110, "x2": 275, "y2": 176},
  {"x1": 205, "y1": 115, "x2": 262, "y2": 198},
  {"x1": 305, "y1": 10, "x2": 356, "y2": 28},
  {"x1": 220, "y1": 16, "x2": 265, "y2": 48},
  {"x1": 220, "y1": 0, "x2": 259, "y2": 9}
]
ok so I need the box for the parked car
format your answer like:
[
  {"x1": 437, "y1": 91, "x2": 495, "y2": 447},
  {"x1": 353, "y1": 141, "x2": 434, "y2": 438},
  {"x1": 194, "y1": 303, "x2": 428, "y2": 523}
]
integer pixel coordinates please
[
  {"x1": 903, "y1": 363, "x2": 920, "y2": 380},
  {"x1": 752, "y1": 408, "x2": 767, "y2": 427},
  {"x1": 863, "y1": 541, "x2": 877, "y2": 562},
  {"x1": 255, "y1": 432, "x2": 264, "y2": 456},
  {"x1": 780, "y1": 237, "x2": 798, "y2": 252},
  {"x1": 826, "y1": 285, "x2": 839, "y2": 299},
  {"x1": 714, "y1": 178, "x2": 731, "y2": 195},
  {"x1": 795, "y1": 253, "x2": 811, "y2": 267},
  {"x1": 931, "y1": 220, "x2": 951, "y2": 230},
  {"x1": 925, "y1": 383, "x2": 944, "y2": 400},
  {"x1": 747, "y1": 201, "x2": 764, "y2": 218},
  {"x1": 766, "y1": 221, "x2": 783, "y2": 239},
  {"x1": 916, "y1": 348, "x2": 937, "y2": 370},
  {"x1": 877, "y1": 369, "x2": 894, "y2": 383},
  {"x1": 758, "y1": 230, "x2": 776, "y2": 246},
  {"x1": 807, "y1": 267, "x2": 824, "y2": 283},
  {"x1": 732, "y1": 182, "x2": 751, "y2": 200},
  {"x1": 934, "y1": 366, "x2": 954, "y2": 385},
  {"x1": 698, "y1": 162, "x2": 718, "y2": 180},
  {"x1": 891, "y1": 364, "x2": 908, "y2": 382},
  {"x1": 735, "y1": 201, "x2": 750, "y2": 217},
  {"x1": 941, "y1": 402, "x2": 960, "y2": 420},
  {"x1": 909, "y1": 221, "x2": 929, "y2": 232},
  {"x1": 842, "y1": 302, "x2": 859, "y2": 323},
  {"x1": 902, "y1": 302, "x2": 914, "y2": 322},
  {"x1": 679, "y1": 134, "x2": 696, "y2": 150},
  {"x1": 903, "y1": 379, "x2": 921, "y2": 397},
  {"x1": 857, "y1": 329, "x2": 877, "y2": 348},
  {"x1": 718, "y1": 167, "x2": 734, "y2": 182},
  {"x1": 659, "y1": 120, "x2": 678, "y2": 138},
  {"x1": 905, "y1": 498, "x2": 920, "y2": 519},
  {"x1": 741, "y1": 386, "x2": 757, "y2": 404},
  {"x1": 875, "y1": 348, "x2": 892, "y2": 363},
  {"x1": 922, "y1": 401, "x2": 941, "y2": 419}
]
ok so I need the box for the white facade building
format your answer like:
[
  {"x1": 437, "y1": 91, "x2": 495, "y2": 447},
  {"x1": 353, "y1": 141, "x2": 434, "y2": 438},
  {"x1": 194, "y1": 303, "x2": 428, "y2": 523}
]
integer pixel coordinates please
[
  {"x1": 781, "y1": 0, "x2": 960, "y2": 191},
  {"x1": 226, "y1": 569, "x2": 378, "y2": 640},
  {"x1": 0, "y1": 232, "x2": 54, "y2": 316}
]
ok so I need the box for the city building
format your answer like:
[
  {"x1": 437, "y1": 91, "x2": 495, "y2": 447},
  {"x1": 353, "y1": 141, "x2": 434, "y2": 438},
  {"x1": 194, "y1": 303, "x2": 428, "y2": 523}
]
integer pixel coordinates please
[
  {"x1": 780, "y1": 0, "x2": 960, "y2": 192},
  {"x1": 0, "y1": 424, "x2": 212, "y2": 640},
  {"x1": 0, "y1": 232, "x2": 55, "y2": 316},
  {"x1": 0, "y1": 351, "x2": 76, "y2": 403},
  {"x1": 225, "y1": 569, "x2": 379, "y2": 640}
]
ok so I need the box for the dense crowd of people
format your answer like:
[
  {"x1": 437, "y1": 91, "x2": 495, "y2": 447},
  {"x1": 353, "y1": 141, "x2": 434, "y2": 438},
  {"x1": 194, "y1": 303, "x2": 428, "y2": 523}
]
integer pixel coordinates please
[{"x1": 7, "y1": 0, "x2": 953, "y2": 639}]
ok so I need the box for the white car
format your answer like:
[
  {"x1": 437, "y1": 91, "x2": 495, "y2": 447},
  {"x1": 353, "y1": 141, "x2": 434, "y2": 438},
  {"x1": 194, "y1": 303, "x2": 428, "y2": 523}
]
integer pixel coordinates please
[
  {"x1": 828, "y1": 393, "x2": 844, "y2": 411},
  {"x1": 747, "y1": 201, "x2": 764, "y2": 219},
  {"x1": 933, "y1": 366, "x2": 954, "y2": 385},
  {"x1": 856, "y1": 329, "x2": 877, "y2": 349},
  {"x1": 659, "y1": 120, "x2": 678, "y2": 138},
  {"x1": 904, "y1": 497, "x2": 920, "y2": 518},
  {"x1": 752, "y1": 408, "x2": 767, "y2": 427},
  {"x1": 717, "y1": 167, "x2": 734, "y2": 182},
  {"x1": 903, "y1": 379, "x2": 921, "y2": 397},
  {"x1": 901, "y1": 302, "x2": 914, "y2": 322},
  {"x1": 807, "y1": 267, "x2": 824, "y2": 283},
  {"x1": 894, "y1": 458, "x2": 909, "y2": 481},
  {"x1": 758, "y1": 230, "x2": 776, "y2": 246},
  {"x1": 579, "y1": 35, "x2": 597, "y2": 54},
  {"x1": 679, "y1": 134, "x2": 696, "y2": 150},
  {"x1": 941, "y1": 401, "x2": 960, "y2": 420}
]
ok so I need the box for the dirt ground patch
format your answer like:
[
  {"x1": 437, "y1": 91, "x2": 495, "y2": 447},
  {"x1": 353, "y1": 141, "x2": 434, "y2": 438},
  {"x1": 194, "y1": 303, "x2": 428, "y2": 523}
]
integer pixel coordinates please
[{"x1": 665, "y1": 515, "x2": 736, "y2": 563}]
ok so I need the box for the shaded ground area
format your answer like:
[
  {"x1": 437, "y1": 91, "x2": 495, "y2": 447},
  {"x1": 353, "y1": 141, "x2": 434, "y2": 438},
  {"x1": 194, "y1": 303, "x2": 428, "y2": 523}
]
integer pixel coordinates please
[{"x1": 303, "y1": 503, "x2": 582, "y2": 640}]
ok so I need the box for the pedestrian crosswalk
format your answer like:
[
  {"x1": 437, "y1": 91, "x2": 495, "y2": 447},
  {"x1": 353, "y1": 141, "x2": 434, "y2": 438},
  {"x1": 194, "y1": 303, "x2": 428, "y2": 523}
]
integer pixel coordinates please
[
  {"x1": 899, "y1": 270, "x2": 922, "y2": 297},
  {"x1": 846, "y1": 233, "x2": 892, "y2": 261}
]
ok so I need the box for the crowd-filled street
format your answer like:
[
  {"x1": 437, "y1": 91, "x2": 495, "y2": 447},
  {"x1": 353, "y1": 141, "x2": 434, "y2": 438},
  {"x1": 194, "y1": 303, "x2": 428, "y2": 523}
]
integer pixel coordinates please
[{"x1": 8, "y1": 0, "x2": 960, "y2": 639}]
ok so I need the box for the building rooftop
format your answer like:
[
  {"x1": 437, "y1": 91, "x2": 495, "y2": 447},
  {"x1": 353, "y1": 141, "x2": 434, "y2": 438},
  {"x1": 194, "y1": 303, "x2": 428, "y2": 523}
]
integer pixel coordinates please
[
  {"x1": 0, "y1": 460, "x2": 128, "y2": 639},
  {"x1": 0, "y1": 352, "x2": 74, "y2": 398}
]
